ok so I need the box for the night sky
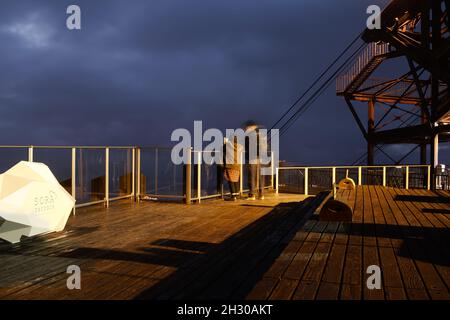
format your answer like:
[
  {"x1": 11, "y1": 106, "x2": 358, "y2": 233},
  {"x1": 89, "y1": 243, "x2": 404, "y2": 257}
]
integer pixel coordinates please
[{"x1": 0, "y1": 0, "x2": 448, "y2": 165}]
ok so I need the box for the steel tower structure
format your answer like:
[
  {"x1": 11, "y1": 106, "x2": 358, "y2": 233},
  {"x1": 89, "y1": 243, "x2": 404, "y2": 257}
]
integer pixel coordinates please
[{"x1": 337, "y1": 0, "x2": 449, "y2": 187}]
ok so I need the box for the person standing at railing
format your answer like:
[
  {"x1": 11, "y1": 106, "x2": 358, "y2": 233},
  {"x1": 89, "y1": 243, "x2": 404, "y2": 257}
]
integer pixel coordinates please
[
  {"x1": 223, "y1": 136, "x2": 243, "y2": 201},
  {"x1": 244, "y1": 120, "x2": 266, "y2": 200}
]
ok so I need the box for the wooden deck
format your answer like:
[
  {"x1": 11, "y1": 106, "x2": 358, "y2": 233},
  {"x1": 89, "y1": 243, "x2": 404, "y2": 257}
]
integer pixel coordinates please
[{"x1": 0, "y1": 187, "x2": 449, "y2": 300}]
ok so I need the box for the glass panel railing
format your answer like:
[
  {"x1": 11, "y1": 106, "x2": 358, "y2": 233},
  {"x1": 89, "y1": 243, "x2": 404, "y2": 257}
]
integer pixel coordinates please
[
  {"x1": 386, "y1": 166, "x2": 406, "y2": 188},
  {"x1": 33, "y1": 147, "x2": 72, "y2": 194},
  {"x1": 109, "y1": 148, "x2": 133, "y2": 198},
  {"x1": 336, "y1": 167, "x2": 359, "y2": 184},
  {"x1": 276, "y1": 165, "x2": 435, "y2": 195},
  {"x1": 0, "y1": 146, "x2": 439, "y2": 206},
  {"x1": 409, "y1": 166, "x2": 428, "y2": 189},
  {"x1": 76, "y1": 148, "x2": 106, "y2": 204},
  {"x1": 261, "y1": 163, "x2": 273, "y2": 190},
  {"x1": 361, "y1": 167, "x2": 383, "y2": 185},
  {"x1": 308, "y1": 168, "x2": 333, "y2": 195},
  {"x1": 192, "y1": 151, "x2": 220, "y2": 199},
  {"x1": 191, "y1": 151, "x2": 200, "y2": 199},
  {"x1": 190, "y1": 150, "x2": 274, "y2": 201},
  {"x1": 436, "y1": 172, "x2": 449, "y2": 190},
  {"x1": 140, "y1": 147, "x2": 184, "y2": 199},
  {"x1": 200, "y1": 157, "x2": 221, "y2": 198},
  {"x1": 278, "y1": 168, "x2": 306, "y2": 194}
]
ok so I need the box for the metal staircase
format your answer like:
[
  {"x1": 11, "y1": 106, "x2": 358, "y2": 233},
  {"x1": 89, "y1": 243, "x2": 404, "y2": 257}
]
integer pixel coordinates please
[{"x1": 336, "y1": 42, "x2": 390, "y2": 95}]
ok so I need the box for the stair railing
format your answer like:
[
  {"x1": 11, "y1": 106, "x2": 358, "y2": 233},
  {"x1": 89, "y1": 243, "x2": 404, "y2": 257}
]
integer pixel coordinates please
[{"x1": 336, "y1": 42, "x2": 390, "y2": 93}]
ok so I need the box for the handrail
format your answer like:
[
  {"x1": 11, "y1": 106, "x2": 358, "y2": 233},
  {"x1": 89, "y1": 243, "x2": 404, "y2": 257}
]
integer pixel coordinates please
[
  {"x1": 0, "y1": 145, "x2": 138, "y2": 149},
  {"x1": 279, "y1": 164, "x2": 430, "y2": 170},
  {"x1": 0, "y1": 145, "x2": 138, "y2": 212},
  {"x1": 0, "y1": 145, "x2": 440, "y2": 207},
  {"x1": 336, "y1": 42, "x2": 390, "y2": 93},
  {"x1": 0, "y1": 145, "x2": 277, "y2": 206},
  {"x1": 277, "y1": 164, "x2": 432, "y2": 194}
]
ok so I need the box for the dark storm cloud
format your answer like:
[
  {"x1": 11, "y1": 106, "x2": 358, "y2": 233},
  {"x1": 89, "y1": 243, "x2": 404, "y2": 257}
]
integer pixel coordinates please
[{"x1": 2, "y1": 0, "x2": 443, "y2": 164}]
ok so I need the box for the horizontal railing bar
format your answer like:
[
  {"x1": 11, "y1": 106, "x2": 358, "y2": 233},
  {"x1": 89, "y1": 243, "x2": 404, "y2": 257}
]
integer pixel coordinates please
[
  {"x1": 197, "y1": 193, "x2": 223, "y2": 200},
  {"x1": 109, "y1": 194, "x2": 134, "y2": 201},
  {"x1": 75, "y1": 199, "x2": 106, "y2": 208},
  {"x1": 141, "y1": 194, "x2": 185, "y2": 199},
  {"x1": 139, "y1": 146, "x2": 174, "y2": 150},
  {"x1": 0, "y1": 145, "x2": 138, "y2": 149},
  {"x1": 279, "y1": 165, "x2": 430, "y2": 170},
  {"x1": 195, "y1": 187, "x2": 271, "y2": 202},
  {"x1": 74, "y1": 195, "x2": 133, "y2": 208}
]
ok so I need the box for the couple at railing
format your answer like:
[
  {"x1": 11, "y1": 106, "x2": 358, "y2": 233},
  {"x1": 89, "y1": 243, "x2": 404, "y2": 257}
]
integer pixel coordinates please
[{"x1": 222, "y1": 120, "x2": 268, "y2": 201}]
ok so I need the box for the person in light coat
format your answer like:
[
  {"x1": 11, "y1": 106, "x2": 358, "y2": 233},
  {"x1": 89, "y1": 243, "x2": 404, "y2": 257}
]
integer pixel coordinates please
[{"x1": 223, "y1": 136, "x2": 243, "y2": 201}]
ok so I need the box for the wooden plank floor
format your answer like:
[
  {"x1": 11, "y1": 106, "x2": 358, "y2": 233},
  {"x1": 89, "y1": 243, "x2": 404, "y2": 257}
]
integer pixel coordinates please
[
  {"x1": 254, "y1": 186, "x2": 450, "y2": 300},
  {"x1": 0, "y1": 187, "x2": 449, "y2": 300},
  {"x1": 0, "y1": 192, "x2": 312, "y2": 300}
]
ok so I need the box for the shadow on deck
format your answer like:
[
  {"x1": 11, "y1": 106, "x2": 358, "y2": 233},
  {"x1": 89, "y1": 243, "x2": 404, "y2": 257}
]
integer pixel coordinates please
[{"x1": 55, "y1": 193, "x2": 328, "y2": 299}]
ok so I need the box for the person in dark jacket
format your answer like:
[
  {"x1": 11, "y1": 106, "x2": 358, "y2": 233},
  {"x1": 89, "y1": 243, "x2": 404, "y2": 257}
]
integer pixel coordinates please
[{"x1": 244, "y1": 120, "x2": 266, "y2": 200}]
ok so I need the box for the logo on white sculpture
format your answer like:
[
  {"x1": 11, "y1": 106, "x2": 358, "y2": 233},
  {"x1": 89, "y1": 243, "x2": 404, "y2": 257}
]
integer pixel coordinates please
[{"x1": 34, "y1": 191, "x2": 58, "y2": 214}]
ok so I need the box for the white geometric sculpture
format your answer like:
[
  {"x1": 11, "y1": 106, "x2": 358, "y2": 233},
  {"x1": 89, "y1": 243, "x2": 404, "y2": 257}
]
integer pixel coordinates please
[{"x1": 0, "y1": 161, "x2": 75, "y2": 243}]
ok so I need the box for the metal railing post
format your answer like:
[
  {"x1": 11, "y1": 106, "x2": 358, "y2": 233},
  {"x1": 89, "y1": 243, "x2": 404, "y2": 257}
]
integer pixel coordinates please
[
  {"x1": 154, "y1": 148, "x2": 158, "y2": 195},
  {"x1": 185, "y1": 148, "x2": 192, "y2": 204},
  {"x1": 28, "y1": 146, "x2": 33, "y2": 162},
  {"x1": 405, "y1": 166, "x2": 409, "y2": 190},
  {"x1": 332, "y1": 167, "x2": 336, "y2": 186},
  {"x1": 275, "y1": 168, "x2": 279, "y2": 194},
  {"x1": 304, "y1": 168, "x2": 309, "y2": 196},
  {"x1": 71, "y1": 147, "x2": 76, "y2": 216},
  {"x1": 271, "y1": 151, "x2": 275, "y2": 189},
  {"x1": 105, "y1": 147, "x2": 109, "y2": 208},
  {"x1": 239, "y1": 151, "x2": 244, "y2": 195},
  {"x1": 358, "y1": 166, "x2": 362, "y2": 185},
  {"x1": 382, "y1": 166, "x2": 387, "y2": 187},
  {"x1": 132, "y1": 148, "x2": 136, "y2": 201},
  {"x1": 197, "y1": 151, "x2": 201, "y2": 203},
  {"x1": 136, "y1": 148, "x2": 141, "y2": 202}
]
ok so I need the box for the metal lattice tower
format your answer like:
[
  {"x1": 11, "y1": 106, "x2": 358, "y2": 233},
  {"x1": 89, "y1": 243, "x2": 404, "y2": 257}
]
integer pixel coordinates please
[{"x1": 337, "y1": 0, "x2": 449, "y2": 187}]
